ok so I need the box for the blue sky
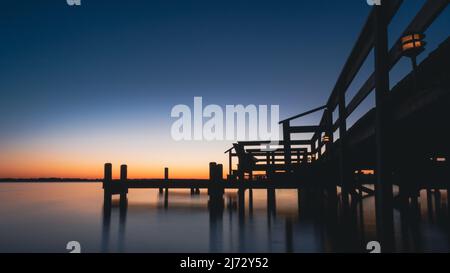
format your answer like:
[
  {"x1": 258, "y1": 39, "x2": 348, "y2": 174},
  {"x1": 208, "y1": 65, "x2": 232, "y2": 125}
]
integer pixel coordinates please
[{"x1": 0, "y1": 0, "x2": 448, "y2": 178}]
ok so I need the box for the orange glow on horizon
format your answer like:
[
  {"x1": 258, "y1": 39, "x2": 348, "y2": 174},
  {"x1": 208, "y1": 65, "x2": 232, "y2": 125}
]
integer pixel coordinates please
[{"x1": 0, "y1": 125, "x2": 233, "y2": 180}]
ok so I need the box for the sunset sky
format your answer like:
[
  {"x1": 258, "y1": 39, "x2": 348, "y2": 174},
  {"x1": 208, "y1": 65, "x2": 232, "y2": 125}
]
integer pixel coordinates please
[{"x1": 0, "y1": 0, "x2": 449, "y2": 179}]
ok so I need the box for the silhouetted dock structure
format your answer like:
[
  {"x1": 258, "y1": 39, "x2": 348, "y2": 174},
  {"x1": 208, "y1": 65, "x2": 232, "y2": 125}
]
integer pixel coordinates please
[{"x1": 103, "y1": 0, "x2": 449, "y2": 252}]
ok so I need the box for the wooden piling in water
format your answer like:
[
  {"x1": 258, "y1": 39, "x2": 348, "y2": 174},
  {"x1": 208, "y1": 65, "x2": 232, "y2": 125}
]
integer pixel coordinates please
[
  {"x1": 103, "y1": 163, "x2": 112, "y2": 189},
  {"x1": 159, "y1": 167, "x2": 168, "y2": 194},
  {"x1": 120, "y1": 164, "x2": 128, "y2": 205},
  {"x1": 208, "y1": 162, "x2": 224, "y2": 211},
  {"x1": 103, "y1": 163, "x2": 112, "y2": 204}
]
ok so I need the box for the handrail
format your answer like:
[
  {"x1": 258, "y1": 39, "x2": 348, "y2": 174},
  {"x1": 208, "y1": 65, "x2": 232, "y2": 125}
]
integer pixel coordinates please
[
  {"x1": 278, "y1": 105, "x2": 327, "y2": 124},
  {"x1": 345, "y1": 0, "x2": 449, "y2": 118}
]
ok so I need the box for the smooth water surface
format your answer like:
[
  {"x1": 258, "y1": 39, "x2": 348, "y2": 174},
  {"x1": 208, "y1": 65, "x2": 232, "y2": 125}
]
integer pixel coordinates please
[{"x1": 0, "y1": 182, "x2": 449, "y2": 253}]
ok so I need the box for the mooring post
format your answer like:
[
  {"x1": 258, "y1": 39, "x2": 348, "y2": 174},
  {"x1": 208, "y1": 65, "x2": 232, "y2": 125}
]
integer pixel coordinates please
[
  {"x1": 103, "y1": 163, "x2": 112, "y2": 205},
  {"x1": 216, "y1": 164, "x2": 224, "y2": 196},
  {"x1": 208, "y1": 162, "x2": 224, "y2": 212},
  {"x1": 208, "y1": 162, "x2": 217, "y2": 196},
  {"x1": 209, "y1": 162, "x2": 217, "y2": 182},
  {"x1": 216, "y1": 164, "x2": 223, "y2": 181},
  {"x1": 159, "y1": 168, "x2": 168, "y2": 194},
  {"x1": 120, "y1": 164, "x2": 128, "y2": 205},
  {"x1": 164, "y1": 167, "x2": 169, "y2": 193}
]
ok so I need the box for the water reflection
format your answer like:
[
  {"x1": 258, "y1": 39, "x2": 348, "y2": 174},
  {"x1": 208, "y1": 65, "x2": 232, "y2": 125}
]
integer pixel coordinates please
[
  {"x1": 0, "y1": 183, "x2": 449, "y2": 252},
  {"x1": 100, "y1": 185, "x2": 450, "y2": 253}
]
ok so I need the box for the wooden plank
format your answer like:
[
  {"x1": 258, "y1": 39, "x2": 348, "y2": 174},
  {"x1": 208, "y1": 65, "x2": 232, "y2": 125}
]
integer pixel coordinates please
[
  {"x1": 246, "y1": 148, "x2": 307, "y2": 153},
  {"x1": 289, "y1": 125, "x2": 325, "y2": 134},
  {"x1": 237, "y1": 140, "x2": 311, "y2": 146}
]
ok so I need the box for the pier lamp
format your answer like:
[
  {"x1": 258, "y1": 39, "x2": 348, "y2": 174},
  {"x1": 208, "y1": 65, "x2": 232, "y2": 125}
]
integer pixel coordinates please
[{"x1": 401, "y1": 33, "x2": 426, "y2": 70}]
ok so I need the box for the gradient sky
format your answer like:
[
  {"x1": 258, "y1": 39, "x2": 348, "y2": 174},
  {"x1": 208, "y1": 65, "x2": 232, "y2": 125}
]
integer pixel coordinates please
[{"x1": 0, "y1": 0, "x2": 449, "y2": 179}]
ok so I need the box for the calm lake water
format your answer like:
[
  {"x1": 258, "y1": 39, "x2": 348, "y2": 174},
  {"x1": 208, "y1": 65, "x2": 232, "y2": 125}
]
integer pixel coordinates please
[{"x1": 0, "y1": 182, "x2": 449, "y2": 253}]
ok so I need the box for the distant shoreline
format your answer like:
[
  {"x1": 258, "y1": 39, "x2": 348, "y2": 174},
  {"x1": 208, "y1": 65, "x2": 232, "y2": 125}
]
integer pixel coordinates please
[{"x1": 0, "y1": 178, "x2": 101, "y2": 183}]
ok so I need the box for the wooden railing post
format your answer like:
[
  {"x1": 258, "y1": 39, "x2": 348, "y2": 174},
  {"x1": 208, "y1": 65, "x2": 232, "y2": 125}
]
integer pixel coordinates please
[
  {"x1": 325, "y1": 108, "x2": 334, "y2": 158},
  {"x1": 283, "y1": 121, "x2": 292, "y2": 170},
  {"x1": 374, "y1": 3, "x2": 394, "y2": 251},
  {"x1": 338, "y1": 82, "x2": 350, "y2": 204},
  {"x1": 317, "y1": 134, "x2": 322, "y2": 161},
  {"x1": 228, "y1": 151, "x2": 232, "y2": 177}
]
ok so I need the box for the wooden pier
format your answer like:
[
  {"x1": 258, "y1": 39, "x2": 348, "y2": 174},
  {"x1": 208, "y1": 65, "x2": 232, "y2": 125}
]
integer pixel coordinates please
[{"x1": 102, "y1": 0, "x2": 449, "y2": 252}]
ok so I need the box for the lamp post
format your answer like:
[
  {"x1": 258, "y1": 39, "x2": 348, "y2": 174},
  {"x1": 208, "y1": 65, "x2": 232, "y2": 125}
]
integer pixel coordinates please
[{"x1": 401, "y1": 33, "x2": 426, "y2": 72}]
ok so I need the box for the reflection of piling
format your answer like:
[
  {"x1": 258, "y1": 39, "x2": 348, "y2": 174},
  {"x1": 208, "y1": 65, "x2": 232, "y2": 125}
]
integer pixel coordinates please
[
  {"x1": 434, "y1": 190, "x2": 441, "y2": 217},
  {"x1": 267, "y1": 188, "x2": 276, "y2": 218},
  {"x1": 118, "y1": 193, "x2": 127, "y2": 253},
  {"x1": 285, "y1": 219, "x2": 293, "y2": 253},
  {"x1": 164, "y1": 186, "x2": 169, "y2": 209},
  {"x1": 426, "y1": 189, "x2": 434, "y2": 223},
  {"x1": 238, "y1": 189, "x2": 246, "y2": 222},
  {"x1": 248, "y1": 189, "x2": 254, "y2": 217},
  {"x1": 101, "y1": 200, "x2": 111, "y2": 253},
  {"x1": 447, "y1": 187, "x2": 450, "y2": 215}
]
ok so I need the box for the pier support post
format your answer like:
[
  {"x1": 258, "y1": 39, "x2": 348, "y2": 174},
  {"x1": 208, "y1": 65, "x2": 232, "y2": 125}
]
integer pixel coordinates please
[{"x1": 374, "y1": 4, "x2": 394, "y2": 252}]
